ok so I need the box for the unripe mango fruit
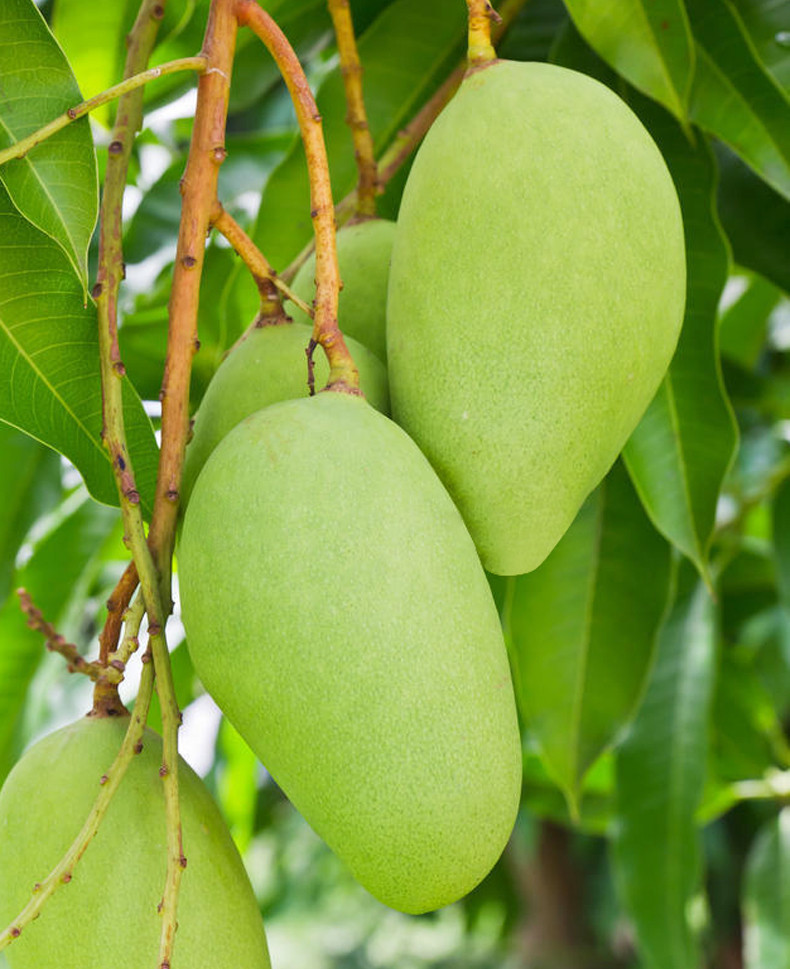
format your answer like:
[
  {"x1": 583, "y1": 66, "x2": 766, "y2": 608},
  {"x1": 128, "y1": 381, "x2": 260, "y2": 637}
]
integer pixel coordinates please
[
  {"x1": 289, "y1": 218, "x2": 396, "y2": 361},
  {"x1": 0, "y1": 716, "x2": 270, "y2": 969},
  {"x1": 181, "y1": 320, "x2": 389, "y2": 507},
  {"x1": 178, "y1": 392, "x2": 522, "y2": 914},
  {"x1": 387, "y1": 61, "x2": 686, "y2": 575}
]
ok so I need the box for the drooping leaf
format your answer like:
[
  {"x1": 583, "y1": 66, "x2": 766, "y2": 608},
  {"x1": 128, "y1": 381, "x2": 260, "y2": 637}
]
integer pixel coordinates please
[
  {"x1": 552, "y1": 25, "x2": 738, "y2": 583},
  {"x1": 560, "y1": 0, "x2": 695, "y2": 124},
  {"x1": 743, "y1": 808, "x2": 790, "y2": 969},
  {"x1": 717, "y1": 145, "x2": 790, "y2": 295},
  {"x1": 505, "y1": 462, "x2": 672, "y2": 811},
  {"x1": 0, "y1": 425, "x2": 61, "y2": 611},
  {"x1": 247, "y1": 0, "x2": 467, "y2": 280},
  {"x1": 686, "y1": 0, "x2": 790, "y2": 200},
  {"x1": 0, "y1": 183, "x2": 158, "y2": 514},
  {"x1": 498, "y1": 0, "x2": 568, "y2": 63},
  {"x1": 622, "y1": 105, "x2": 737, "y2": 582},
  {"x1": 0, "y1": 492, "x2": 119, "y2": 784},
  {"x1": 0, "y1": 0, "x2": 98, "y2": 286},
  {"x1": 719, "y1": 271, "x2": 783, "y2": 368},
  {"x1": 613, "y1": 565, "x2": 717, "y2": 969}
]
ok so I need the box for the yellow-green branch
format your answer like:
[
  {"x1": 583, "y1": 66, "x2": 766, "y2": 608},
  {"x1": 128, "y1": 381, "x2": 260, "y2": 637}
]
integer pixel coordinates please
[
  {"x1": 0, "y1": 57, "x2": 207, "y2": 167},
  {"x1": 327, "y1": 0, "x2": 378, "y2": 217}
]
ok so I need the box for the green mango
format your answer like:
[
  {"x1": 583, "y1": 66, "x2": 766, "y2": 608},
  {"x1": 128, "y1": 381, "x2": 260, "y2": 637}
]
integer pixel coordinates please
[
  {"x1": 181, "y1": 320, "x2": 389, "y2": 508},
  {"x1": 289, "y1": 218, "x2": 396, "y2": 362},
  {"x1": 387, "y1": 60, "x2": 686, "y2": 575},
  {"x1": 0, "y1": 715, "x2": 270, "y2": 969},
  {"x1": 178, "y1": 392, "x2": 522, "y2": 914}
]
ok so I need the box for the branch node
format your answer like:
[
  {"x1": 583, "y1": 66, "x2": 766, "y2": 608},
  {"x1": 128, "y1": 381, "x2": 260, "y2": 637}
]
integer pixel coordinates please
[{"x1": 108, "y1": 140, "x2": 124, "y2": 155}]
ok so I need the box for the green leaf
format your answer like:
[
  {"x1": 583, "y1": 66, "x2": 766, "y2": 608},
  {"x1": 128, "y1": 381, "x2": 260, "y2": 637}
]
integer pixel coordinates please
[
  {"x1": 623, "y1": 108, "x2": 737, "y2": 582},
  {"x1": 773, "y1": 475, "x2": 790, "y2": 612},
  {"x1": 247, "y1": 0, "x2": 467, "y2": 276},
  {"x1": 613, "y1": 566, "x2": 717, "y2": 969},
  {"x1": 505, "y1": 462, "x2": 672, "y2": 811},
  {"x1": 0, "y1": 183, "x2": 158, "y2": 514},
  {"x1": 51, "y1": 0, "x2": 136, "y2": 127},
  {"x1": 0, "y1": 425, "x2": 61, "y2": 611},
  {"x1": 743, "y1": 808, "x2": 790, "y2": 969},
  {"x1": 686, "y1": 0, "x2": 790, "y2": 200},
  {"x1": 0, "y1": 492, "x2": 119, "y2": 784},
  {"x1": 729, "y1": 0, "x2": 790, "y2": 95},
  {"x1": 717, "y1": 145, "x2": 790, "y2": 295},
  {"x1": 719, "y1": 271, "x2": 783, "y2": 368},
  {"x1": 0, "y1": 0, "x2": 98, "y2": 286},
  {"x1": 553, "y1": 24, "x2": 738, "y2": 582},
  {"x1": 560, "y1": 0, "x2": 695, "y2": 124}
]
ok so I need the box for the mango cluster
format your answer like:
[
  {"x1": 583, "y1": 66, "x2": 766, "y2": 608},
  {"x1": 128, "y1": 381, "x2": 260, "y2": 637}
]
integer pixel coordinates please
[{"x1": 0, "y1": 56, "x2": 685, "y2": 964}]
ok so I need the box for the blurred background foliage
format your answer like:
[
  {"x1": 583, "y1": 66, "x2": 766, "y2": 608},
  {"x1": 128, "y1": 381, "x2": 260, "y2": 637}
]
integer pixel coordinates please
[{"x1": 1, "y1": 0, "x2": 790, "y2": 966}]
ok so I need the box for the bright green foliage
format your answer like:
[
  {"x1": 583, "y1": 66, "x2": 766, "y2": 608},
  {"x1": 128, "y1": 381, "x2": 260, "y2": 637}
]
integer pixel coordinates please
[
  {"x1": 0, "y1": 716, "x2": 270, "y2": 969},
  {"x1": 181, "y1": 321, "x2": 389, "y2": 507},
  {"x1": 387, "y1": 60, "x2": 686, "y2": 575},
  {"x1": 178, "y1": 392, "x2": 522, "y2": 914},
  {"x1": 289, "y1": 219, "x2": 396, "y2": 362}
]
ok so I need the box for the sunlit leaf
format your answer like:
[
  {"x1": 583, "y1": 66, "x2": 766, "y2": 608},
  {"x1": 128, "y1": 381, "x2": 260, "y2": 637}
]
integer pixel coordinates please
[
  {"x1": 730, "y1": 0, "x2": 790, "y2": 94},
  {"x1": 0, "y1": 0, "x2": 98, "y2": 286},
  {"x1": 505, "y1": 461, "x2": 672, "y2": 811},
  {"x1": 561, "y1": 0, "x2": 695, "y2": 124},
  {"x1": 0, "y1": 183, "x2": 158, "y2": 514},
  {"x1": 613, "y1": 565, "x2": 716, "y2": 969}
]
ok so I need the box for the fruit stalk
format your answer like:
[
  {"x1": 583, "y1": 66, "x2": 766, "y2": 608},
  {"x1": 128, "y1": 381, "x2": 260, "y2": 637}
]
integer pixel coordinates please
[
  {"x1": 0, "y1": 660, "x2": 155, "y2": 952},
  {"x1": 327, "y1": 0, "x2": 378, "y2": 217},
  {"x1": 236, "y1": 0, "x2": 360, "y2": 393},
  {"x1": 465, "y1": 0, "x2": 500, "y2": 66}
]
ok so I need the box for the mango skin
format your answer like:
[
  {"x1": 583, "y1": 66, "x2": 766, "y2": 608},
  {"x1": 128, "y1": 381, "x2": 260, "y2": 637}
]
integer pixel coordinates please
[
  {"x1": 0, "y1": 716, "x2": 270, "y2": 969},
  {"x1": 181, "y1": 320, "x2": 389, "y2": 508},
  {"x1": 386, "y1": 60, "x2": 686, "y2": 575},
  {"x1": 178, "y1": 393, "x2": 522, "y2": 914},
  {"x1": 290, "y1": 219, "x2": 396, "y2": 361}
]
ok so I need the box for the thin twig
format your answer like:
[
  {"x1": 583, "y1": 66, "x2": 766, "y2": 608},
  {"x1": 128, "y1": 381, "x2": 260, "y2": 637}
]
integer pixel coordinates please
[
  {"x1": 327, "y1": 0, "x2": 377, "y2": 217},
  {"x1": 0, "y1": 660, "x2": 155, "y2": 952},
  {"x1": 0, "y1": 58, "x2": 206, "y2": 167},
  {"x1": 16, "y1": 589, "x2": 109, "y2": 682},
  {"x1": 237, "y1": 0, "x2": 360, "y2": 393}
]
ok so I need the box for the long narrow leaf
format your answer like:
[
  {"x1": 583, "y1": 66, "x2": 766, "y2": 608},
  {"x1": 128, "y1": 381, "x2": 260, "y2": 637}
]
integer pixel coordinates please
[
  {"x1": 613, "y1": 566, "x2": 717, "y2": 969},
  {"x1": 506, "y1": 461, "x2": 672, "y2": 812}
]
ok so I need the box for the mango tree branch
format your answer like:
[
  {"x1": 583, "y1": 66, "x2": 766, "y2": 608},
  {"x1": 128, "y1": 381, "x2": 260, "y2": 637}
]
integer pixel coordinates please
[
  {"x1": 209, "y1": 202, "x2": 312, "y2": 318},
  {"x1": 147, "y1": 0, "x2": 238, "y2": 567},
  {"x1": 236, "y1": 0, "x2": 360, "y2": 394},
  {"x1": 327, "y1": 0, "x2": 378, "y2": 217},
  {"x1": 0, "y1": 659, "x2": 155, "y2": 953},
  {"x1": 0, "y1": 57, "x2": 207, "y2": 167},
  {"x1": 92, "y1": 2, "x2": 187, "y2": 965}
]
